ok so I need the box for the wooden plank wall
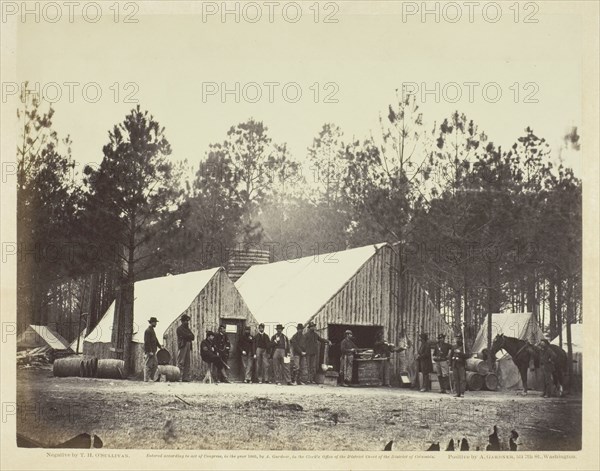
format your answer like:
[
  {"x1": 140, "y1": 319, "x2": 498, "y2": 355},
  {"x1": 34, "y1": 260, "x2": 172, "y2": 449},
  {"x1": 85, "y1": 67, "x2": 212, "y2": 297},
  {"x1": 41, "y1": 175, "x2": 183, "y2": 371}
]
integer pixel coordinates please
[
  {"x1": 309, "y1": 244, "x2": 452, "y2": 385},
  {"x1": 84, "y1": 268, "x2": 258, "y2": 380}
]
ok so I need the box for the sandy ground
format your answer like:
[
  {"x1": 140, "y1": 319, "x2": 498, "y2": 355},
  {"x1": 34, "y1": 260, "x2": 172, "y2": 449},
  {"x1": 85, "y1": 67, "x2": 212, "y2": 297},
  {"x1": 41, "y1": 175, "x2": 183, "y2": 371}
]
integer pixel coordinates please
[{"x1": 16, "y1": 368, "x2": 581, "y2": 451}]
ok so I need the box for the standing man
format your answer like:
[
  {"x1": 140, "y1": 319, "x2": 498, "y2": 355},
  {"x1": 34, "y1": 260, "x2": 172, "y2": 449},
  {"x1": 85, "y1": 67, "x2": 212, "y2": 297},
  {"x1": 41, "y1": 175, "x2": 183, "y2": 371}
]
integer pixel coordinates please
[
  {"x1": 450, "y1": 336, "x2": 467, "y2": 397},
  {"x1": 304, "y1": 322, "x2": 331, "y2": 384},
  {"x1": 340, "y1": 330, "x2": 358, "y2": 386},
  {"x1": 215, "y1": 324, "x2": 231, "y2": 383},
  {"x1": 176, "y1": 314, "x2": 195, "y2": 382},
  {"x1": 373, "y1": 331, "x2": 405, "y2": 387},
  {"x1": 144, "y1": 316, "x2": 161, "y2": 382},
  {"x1": 238, "y1": 326, "x2": 256, "y2": 383},
  {"x1": 255, "y1": 323, "x2": 271, "y2": 384},
  {"x1": 200, "y1": 330, "x2": 220, "y2": 382},
  {"x1": 433, "y1": 333, "x2": 452, "y2": 393},
  {"x1": 270, "y1": 324, "x2": 292, "y2": 385},
  {"x1": 290, "y1": 323, "x2": 307, "y2": 385},
  {"x1": 538, "y1": 339, "x2": 557, "y2": 398},
  {"x1": 416, "y1": 333, "x2": 433, "y2": 392}
]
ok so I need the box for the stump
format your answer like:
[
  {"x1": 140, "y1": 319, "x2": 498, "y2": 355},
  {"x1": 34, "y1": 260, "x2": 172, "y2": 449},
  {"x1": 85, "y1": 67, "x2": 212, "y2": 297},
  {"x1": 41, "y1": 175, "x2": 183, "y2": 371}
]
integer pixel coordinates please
[
  {"x1": 96, "y1": 359, "x2": 125, "y2": 379},
  {"x1": 157, "y1": 365, "x2": 181, "y2": 382},
  {"x1": 484, "y1": 373, "x2": 498, "y2": 391},
  {"x1": 466, "y1": 371, "x2": 484, "y2": 391},
  {"x1": 466, "y1": 358, "x2": 490, "y2": 375},
  {"x1": 53, "y1": 357, "x2": 85, "y2": 377}
]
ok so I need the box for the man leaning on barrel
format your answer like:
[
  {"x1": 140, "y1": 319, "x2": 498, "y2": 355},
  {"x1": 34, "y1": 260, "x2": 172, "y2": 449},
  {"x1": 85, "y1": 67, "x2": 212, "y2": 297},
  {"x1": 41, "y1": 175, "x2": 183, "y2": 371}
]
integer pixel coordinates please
[{"x1": 144, "y1": 316, "x2": 162, "y2": 382}]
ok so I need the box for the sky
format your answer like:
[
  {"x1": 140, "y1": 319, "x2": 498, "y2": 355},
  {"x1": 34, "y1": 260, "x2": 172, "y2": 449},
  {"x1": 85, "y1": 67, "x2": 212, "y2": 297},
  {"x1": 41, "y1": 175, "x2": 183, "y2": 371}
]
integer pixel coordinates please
[{"x1": 13, "y1": 1, "x2": 584, "y2": 178}]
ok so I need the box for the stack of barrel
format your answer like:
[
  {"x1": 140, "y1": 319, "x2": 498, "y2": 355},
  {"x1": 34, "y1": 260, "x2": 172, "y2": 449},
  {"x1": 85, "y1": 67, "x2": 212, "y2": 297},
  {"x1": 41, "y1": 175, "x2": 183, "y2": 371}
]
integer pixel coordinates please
[
  {"x1": 53, "y1": 356, "x2": 126, "y2": 379},
  {"x1": 465, "y1": 358, "x2": 498, "y2": 391}
]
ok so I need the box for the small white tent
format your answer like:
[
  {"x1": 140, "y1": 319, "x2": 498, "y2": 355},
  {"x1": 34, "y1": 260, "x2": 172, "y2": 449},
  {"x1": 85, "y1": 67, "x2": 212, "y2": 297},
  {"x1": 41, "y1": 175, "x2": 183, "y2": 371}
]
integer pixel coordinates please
[
  {"x1": 17, "y1": 325, "x2": 70, "y2": 351},
  {"x1": 471, "y1": 313, "x2": 544, "y2": 390},
  {"x1": 552, "y1": 323, "x2": 582, "y2": 376}
]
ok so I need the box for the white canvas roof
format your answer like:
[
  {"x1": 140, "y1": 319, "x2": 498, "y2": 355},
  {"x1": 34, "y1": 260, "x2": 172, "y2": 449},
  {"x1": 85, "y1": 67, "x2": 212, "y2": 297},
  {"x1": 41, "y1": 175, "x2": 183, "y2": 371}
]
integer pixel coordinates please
[
  {"x1": 85, "y1": 268, "x2": 221, "y2": 344},
  {"x1": 235, "y1": 243, "x2": 387, "y2": 327},
  {"x1": 18, "y1": 325, "x2": 70, "y2": 350},
  {"x1": 552, "y1": 323, "x2": 583, "y2": 353},
  {"x1": 472, "y1": 312, "x2": 543, "y2": 356}
]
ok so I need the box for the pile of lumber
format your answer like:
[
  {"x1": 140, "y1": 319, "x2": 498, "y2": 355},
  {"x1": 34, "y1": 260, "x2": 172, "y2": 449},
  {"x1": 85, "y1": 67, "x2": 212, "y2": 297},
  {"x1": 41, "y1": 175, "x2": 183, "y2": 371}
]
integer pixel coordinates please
[{"x1": 17, "y1": 346, "x2": 54, "y2": 368}]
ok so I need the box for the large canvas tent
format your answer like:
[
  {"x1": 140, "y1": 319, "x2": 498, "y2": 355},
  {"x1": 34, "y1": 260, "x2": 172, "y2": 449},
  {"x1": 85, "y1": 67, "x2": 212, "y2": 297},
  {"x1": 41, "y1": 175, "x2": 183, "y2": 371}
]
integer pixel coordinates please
[
  {"x1": 552, "y1": 323, "x2": 583, "y2": 377},
  {"x1": 236, "y1": 242, "x2": 452, "y2": 385},
  {"x1": 471, "y1": 312, "x2": 544, "y2": 390},
  {"x1": 17, "y1": 325, "x2": 70, "y2": 351},
  {"x1": 83, "y1": 267, "x2": 257, "y2": 379}
]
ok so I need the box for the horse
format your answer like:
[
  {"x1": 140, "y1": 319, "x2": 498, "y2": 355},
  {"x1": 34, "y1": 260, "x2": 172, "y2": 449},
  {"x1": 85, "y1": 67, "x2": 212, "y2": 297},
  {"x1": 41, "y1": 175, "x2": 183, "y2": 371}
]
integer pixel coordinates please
[{"x1": 490, "y1": 334, "x2": 567, "y2": 395}]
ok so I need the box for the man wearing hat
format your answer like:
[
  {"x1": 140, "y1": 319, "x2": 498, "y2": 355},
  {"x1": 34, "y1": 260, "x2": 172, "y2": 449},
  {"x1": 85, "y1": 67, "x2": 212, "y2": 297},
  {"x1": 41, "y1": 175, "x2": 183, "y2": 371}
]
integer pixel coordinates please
[
  {"x1": 373, "y1": 330, "x2": 405, "y2": 387},
  {"x1": 200, "y1": 330, "x2": 221, "y2": 381},
  {"x1": 340, "y1": 330, "x2": 358, "y2": 386},
  {"x1": 433, "y1": 333, "x2": 452, "y2": 393},
  {"x1": 450, "y1": 335, "x2": 467, "y2": 397},
  {"x1": 144, "y1": 317, "x2": 162, "y2": 382},
  {"x1": 255, "y1": 323, "x2": 271, "y2": 383},
  {"x1": 290, "y1": 323, "x2": 307, "y2": 385},
  {"x1": 176, "y1": 314, "x2": 195, "y2": 382},
  {"x1": 270, "y1": 324, "x2": 292, "y2": 385},
  {"x1": 538, "y1": 338, "x2": 558, "y2": 398},
  {"x1": 238, "y1": 326, "x2": 256, "y2": 383},
  {"x1": 416, "y1": 333, "x2": 433, "y2": 392},
  {"x1": 215, "y1": 325, "x2": 231, "y2": 383},
  {"x1": 303, "y1": 322, "x2": 332, "y2": 384}
]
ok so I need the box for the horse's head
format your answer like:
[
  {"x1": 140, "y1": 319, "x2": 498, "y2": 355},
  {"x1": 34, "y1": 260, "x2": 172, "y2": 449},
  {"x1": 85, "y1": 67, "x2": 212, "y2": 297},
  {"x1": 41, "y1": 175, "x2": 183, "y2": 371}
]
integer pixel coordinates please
[{"x1": 490, "y1": 334, "x2": 505, "y2": 355}]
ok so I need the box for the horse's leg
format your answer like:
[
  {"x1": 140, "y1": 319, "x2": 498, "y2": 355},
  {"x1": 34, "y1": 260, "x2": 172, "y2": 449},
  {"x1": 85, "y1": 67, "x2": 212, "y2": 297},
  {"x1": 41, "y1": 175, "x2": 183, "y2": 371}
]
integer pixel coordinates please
[
  {"x1": 521, "y1": 365, "x2": 528, "y2": 395},
  {"x1": 555, "y1": 369, "x2": 564, "y2": 397}
]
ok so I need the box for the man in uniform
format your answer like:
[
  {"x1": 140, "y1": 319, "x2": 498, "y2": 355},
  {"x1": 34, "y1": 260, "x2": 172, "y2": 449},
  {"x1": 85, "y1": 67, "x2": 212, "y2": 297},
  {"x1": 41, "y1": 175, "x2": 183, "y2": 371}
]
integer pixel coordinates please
[
  {"x1": 340, "y1": 330, "x2": 358, "y2": 386},
  {"x1": 450, "y1": 335, "x2": 467, "y2": 397},
  {"x1": 176, "y1": 314, "x2": 195, "y2": 382},
  {"x1": 290, "y1": 323, "x2": 307, "y2": 385},
  {"x1": 433, "y1": 333, "x2": 452, "y2": 393},
  {"x1": 373, "y1": 330, "x2": 405, "y2": 387},
  {"x1": 255, "y1": 323, "x2": 271, "y2": 383},
  {"x1": 144, "y1": 316, "x2": 162, "y2": 382},
  {"x1": 538, "y1": 338, "x2": 557, "y2": 398},
  {"x1": 214, "y1": 324, "x2": 231, "y2": 383},
  {"x1": 200, "y1": 330, "x2": 221, "y2": 382},
  {"x1": 416, "y1": 332, "x2": 433, "y2": 392},
  {"x1": 304, "y1": 322, "x2": 331, "y2": 384},
  {"x1": 238, "y1": 326, "x2": 256, "y2": 383},
  {"x1": 270, "y1": 324, "x2": 292, "y2": 385}
]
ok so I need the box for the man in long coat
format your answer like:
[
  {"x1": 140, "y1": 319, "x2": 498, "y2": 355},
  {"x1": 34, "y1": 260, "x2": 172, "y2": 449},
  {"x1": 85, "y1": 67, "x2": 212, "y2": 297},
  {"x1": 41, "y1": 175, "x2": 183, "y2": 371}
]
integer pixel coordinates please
[
  {"x1": 144, "y1": 316, "x2": 161, "y2": 382},
  {"x1": 238, "y1": 326, "x2": 256, "y2": 383},
  {"x1": 433, "y1": 333, "x2": 452, "y2": 393},
  {"x1": 214, "y1": 325, "x2": 231, "y2": 383},
  {"x1": 304, "y1": 322, "x2": 331, "y2": 384},
  {"x1": 290, "y1": 323, "x2": 307, "y2": 385},
  {"x1": 416, "y1": 332, "x2": 433, "y2": 392},
  {"x1": 176, "y1": 314, "x2": 195, "y2": 382}
]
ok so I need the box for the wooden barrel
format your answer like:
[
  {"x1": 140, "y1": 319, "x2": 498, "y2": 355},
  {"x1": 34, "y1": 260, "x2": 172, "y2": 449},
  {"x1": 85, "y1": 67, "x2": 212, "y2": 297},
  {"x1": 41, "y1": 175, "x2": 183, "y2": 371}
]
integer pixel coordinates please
[
  {"x1": 466, "y1": 358, "x2": 490, "y2": 375},
  {"x1": 156, "y1": 349, "x2": 171, "y2": 366},
  {"x1": 466, "y1": 372, "x2": 484, "y2": 391},
  {"x1": 157, "y1": 365, "x2": 181, "y2": 382},
  {"x1": 53, "y1": 357, "x2": 85, "y2": 377},
  {"x1": 484, "y1": 373, "x2": 498, "y2": 391},
  {"x1": 96, "y1": 359, "x2": 125, "y2": 379}
]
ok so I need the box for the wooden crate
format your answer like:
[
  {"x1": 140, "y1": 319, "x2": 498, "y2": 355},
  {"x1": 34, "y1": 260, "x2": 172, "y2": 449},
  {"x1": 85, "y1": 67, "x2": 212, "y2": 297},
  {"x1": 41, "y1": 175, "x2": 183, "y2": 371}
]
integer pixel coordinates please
[{"x1": 355, "y1": 358, "x2": 384, "y2": 386}]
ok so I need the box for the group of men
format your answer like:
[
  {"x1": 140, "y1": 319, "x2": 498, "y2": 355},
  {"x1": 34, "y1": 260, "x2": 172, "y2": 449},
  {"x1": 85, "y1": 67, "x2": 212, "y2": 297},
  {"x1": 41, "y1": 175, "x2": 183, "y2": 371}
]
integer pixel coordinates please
[
  {"x1": 416, "y1": 332, "x2": 467, "y2": 397},
  {"x1": 234, "y1": 321, "x2": 332, "y2": 385}
]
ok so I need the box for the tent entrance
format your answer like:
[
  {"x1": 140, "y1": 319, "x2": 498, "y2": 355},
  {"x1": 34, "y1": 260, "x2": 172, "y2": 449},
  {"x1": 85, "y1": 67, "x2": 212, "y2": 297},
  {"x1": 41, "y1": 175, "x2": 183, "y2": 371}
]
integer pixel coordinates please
[
  {"x1": 221, "y1": 319, "x2": 246, "y2": 382},
  {"x1": 327, "y1": 324, "x2": 383, "y2": 372}
]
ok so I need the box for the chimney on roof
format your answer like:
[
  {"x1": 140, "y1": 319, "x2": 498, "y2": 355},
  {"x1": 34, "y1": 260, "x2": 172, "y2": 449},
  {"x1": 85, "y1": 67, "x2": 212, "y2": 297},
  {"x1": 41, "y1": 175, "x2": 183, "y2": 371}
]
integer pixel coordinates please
[{"x1": 226, "y1": 248, "x2": 271, "y2": 282}]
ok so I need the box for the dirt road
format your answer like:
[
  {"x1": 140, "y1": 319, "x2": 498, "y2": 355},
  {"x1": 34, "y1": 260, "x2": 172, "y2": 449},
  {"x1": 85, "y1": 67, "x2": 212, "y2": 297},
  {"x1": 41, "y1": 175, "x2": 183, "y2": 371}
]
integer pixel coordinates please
[{"x1": 16, "y1": 369, "x2": 581, "y2": 451}]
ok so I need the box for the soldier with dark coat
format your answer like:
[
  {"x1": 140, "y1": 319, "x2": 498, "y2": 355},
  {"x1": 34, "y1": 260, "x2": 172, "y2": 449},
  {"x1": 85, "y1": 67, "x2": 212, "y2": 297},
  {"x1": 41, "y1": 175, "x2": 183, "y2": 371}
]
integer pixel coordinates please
[
  {"x1": 255, "y1": 323, "x2": 271, "y2": 383},
  {"x1": 538, "y1": 339, "x2": 557, "y2": 398},
  {"x1": 200, "y1": 331, "x2": 222, "y2": 381},
  {"x1": 290, "y1": 323, "x2": 307, "y2": 385},
  {"x1": 450, "y1": 336, "x2": 467, "y2": 397},
  {"x1": 433, "y1": 333, "x2": 452, "y2": 393},
  {"x1": 416, "y1": 333, "x2": 433, "y2": 392},
  {"x1": 303, "y1": 322, "x2": 331, "y2": 384},
  {"x1": 176, "y1": 314, "x2": 195, "y2": 382},
  {"x1": 214, "y1": 325, "x2": 231, "y2": 383},
  {"x1": 373, "y1": 331, "x2": 405, "y2": 387},
  {"x1": 144, "y1": 317, "x2": 161, "y2": 382},
  {"x1": 238, "y1": 326, "x2": 256, "y2": 383}
]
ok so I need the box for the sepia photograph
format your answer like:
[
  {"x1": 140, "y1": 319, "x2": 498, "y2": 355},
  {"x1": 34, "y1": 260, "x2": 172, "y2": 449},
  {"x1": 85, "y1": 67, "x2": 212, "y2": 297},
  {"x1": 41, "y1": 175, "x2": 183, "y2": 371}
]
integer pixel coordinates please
[{"x1": 1, "y1": 1, "x2": 598, "y2": 470}]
